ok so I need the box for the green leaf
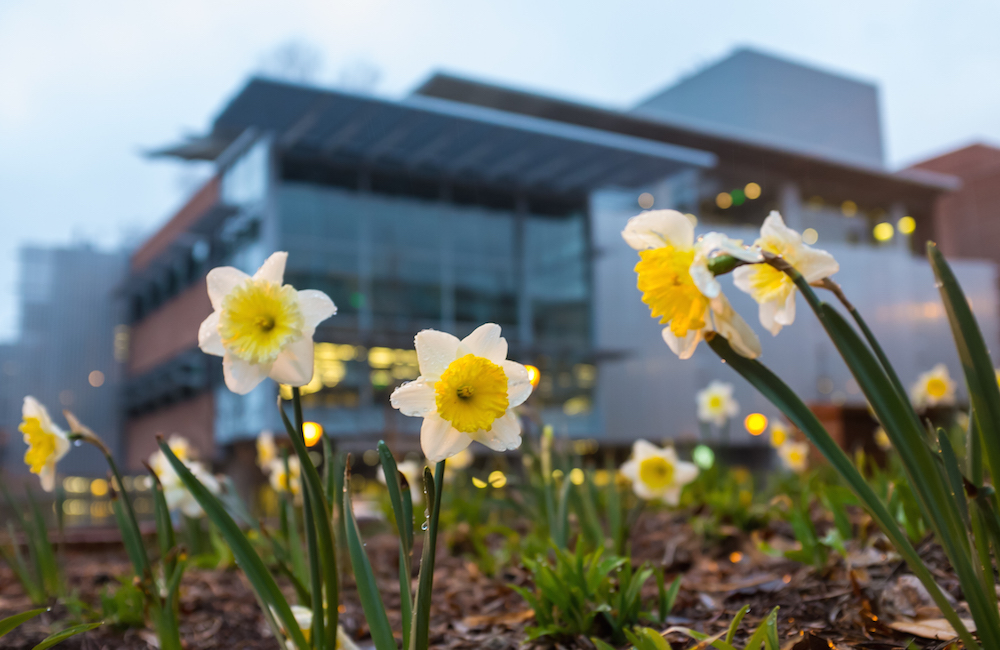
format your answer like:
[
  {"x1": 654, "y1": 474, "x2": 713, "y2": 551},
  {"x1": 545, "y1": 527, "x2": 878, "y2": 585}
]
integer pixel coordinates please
[
  {"x1": 706, "y1": 334, "x2": 979, "y2": 650},
  {"x1": 342, "y1": 463, "x2": 396, "y2": 650},
  {"x1": 157, "y1": 439, "x2": 309, "y2": 650},
  {"x1": 409, "y1": 462, "x2": 445, "y2": 650},
  {"x1": 31, "y1": 621, "x2": 103, "y2": 650},
  {"x1": 589, "y1": 638, "x2": 617, "y2": 650},
  {"x1": 725, "y1": 604, "x2": 749, "y2": 645},
  {"x1": 0, "y1": 608, "x2": 48, "y2": 638},
  {"x1": 148, "y1": 469, "x2": 177, "y2": 579}
]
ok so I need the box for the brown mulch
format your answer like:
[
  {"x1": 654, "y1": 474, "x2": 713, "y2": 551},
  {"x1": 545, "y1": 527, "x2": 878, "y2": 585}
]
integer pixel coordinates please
[{"x1": 0, "y1": 511, "x2": 972, "y2": 649}]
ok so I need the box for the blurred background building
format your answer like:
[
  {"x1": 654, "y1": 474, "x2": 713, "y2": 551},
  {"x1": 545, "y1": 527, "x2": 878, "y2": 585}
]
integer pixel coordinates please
[{"x1": 2, "y1": 47, "x2": 998, "y2": 483}]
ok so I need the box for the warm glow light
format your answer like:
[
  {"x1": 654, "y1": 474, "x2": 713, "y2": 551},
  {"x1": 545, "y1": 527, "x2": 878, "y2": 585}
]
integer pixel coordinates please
[
  {"x1": 744, "y1": 413, "x2": 768, "y2": 436},
  {"x1": 303, "y1": 421, "x2": 324, "y2": 447},
  {"x1": 873, "y1": 222, "x2": 894, "y2": 242},
  {"x1": 90, "y1": 478, "x2": 109, "y2": 497},
  {"x1": 897, "y1": 216, "x2": 916, "y2": 235},
  {"x1": 801, "y1": 228, "x2": 818, "y2": 245},
  {"x1": 472, "y1": 476, "x2": 487, "y2": 489},
  {"x1": 638, "y1": 192, "x2": 654, "y2": 209},
  {"x1": 744, "y1": 182, "x2": 761, "y2": 199},
  {"x1": 841, "y1": 200, "x2": 858, "y2": 217},
  {"x1": 524, "y1": 364, "x2": 541, "y2": 389},
  {"x1": 716, "y1": 192, "x2": 733, "y2": 209},
  {"x1": 488, "y1": 470, "x2": 507, "y2": 488},
  {"x1": 569, "y1": 468, "x2": 585, "y2": 485},
  {"x1": 729, "y1": 552, "x2": 743, "y2": 563},
  {"x1": 88, "y1": 370, "x2": 105, "y2": 387}
]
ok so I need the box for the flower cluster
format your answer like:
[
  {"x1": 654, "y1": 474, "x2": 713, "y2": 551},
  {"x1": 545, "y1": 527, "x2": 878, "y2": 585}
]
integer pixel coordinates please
[
  {"x1": 149, "y1": 435, "x2": 220, "y2": 518},
  {"x1": 256, "y1": 431, "x2": 302, "y2": 499}
]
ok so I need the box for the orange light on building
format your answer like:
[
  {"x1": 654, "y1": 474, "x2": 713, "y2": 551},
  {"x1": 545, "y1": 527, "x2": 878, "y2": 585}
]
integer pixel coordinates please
[
  {"x1": 525, "y1": 364, "x2": 541, "y2": 389},
  {"x1": 303, "y1": 421, "x2": 324, "y2": 447},
  {"x1": 744, "y1": 413, "x2": 768, "y2": 436}
]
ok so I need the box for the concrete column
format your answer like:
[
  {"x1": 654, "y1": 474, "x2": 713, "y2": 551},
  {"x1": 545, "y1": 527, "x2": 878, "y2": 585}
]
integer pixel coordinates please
[
  {"x1": 439, "y1": 183, "x2": 455, "y2": 333},
  {"x1": 890, "y1": 202, "x2": 908, "y2": 253},
  {"x1": 515, "y1": 194, "x2": 533, "y2": 347},
  {"x1": 779, "y1": 181, "x2": 803, "y2": 231}
]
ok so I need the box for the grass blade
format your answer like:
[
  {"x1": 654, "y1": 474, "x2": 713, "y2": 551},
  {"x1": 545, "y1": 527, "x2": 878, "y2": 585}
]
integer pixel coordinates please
[
  {"x1": 31, "y1": 621, "x2": 103, "y2": 650},
  {"x1": 377, "y1": 441, "x2": 413, "y2": 647},
  {"x1": 0, "y1": 608, "x2": 48, "y2": 638}
]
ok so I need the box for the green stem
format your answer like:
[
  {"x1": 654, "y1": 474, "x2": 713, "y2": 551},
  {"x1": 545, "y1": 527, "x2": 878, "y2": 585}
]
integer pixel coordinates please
[{"x1": 409, "y1": 461, "x2": 445, "y2": 650}]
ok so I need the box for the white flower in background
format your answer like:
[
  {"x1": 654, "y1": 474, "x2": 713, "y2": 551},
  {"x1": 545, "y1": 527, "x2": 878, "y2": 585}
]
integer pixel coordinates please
[
  {"x1": 874, "y1": 427, "x2": 892, "y2": 451},
  {"x1": 619, "y1": 439, "x2": 698, "y2": 505},
  {"x1": 19, "y1": 397, "x2": 71, "y2": 492},
  {"x1": 769, "y1": 421, "x2": 790, "y2": 448},
  {"x1": 696, "y1": 380, "x2": 739, "y2": 427},
  {"x1": 777, "y1": 441, "x2": 810, "y2": 473},
  {"x1": 198, "y1": 252, "x2": 337, "y2": 395},
  {"x1": 257, "y1": 430, "x2": 277, "y2": 468},
  {"x1": 443, "y1": 447, "x2": 474, "y2": 482},
  {"x1": 733, "y1": 211, "x2": 839, "y2": 335},
  {"x1": 148, "y1": 436, "x2": 220, "y2": 518},
  {"x1": 267, "y1": 456, "x2": 302, "y2": 497},
  {"x1": 389, "y1": 323, "x2": 533, "y2": 462},
  {"x1": 910, "y1": 363, "x2": 957, "y2": 409},
  {"x1": 377, "y1": 459, "x2": 425, "y2": 503},
  {"x1": 622, "y1": 210, "x2": 763, "y2": 360}
]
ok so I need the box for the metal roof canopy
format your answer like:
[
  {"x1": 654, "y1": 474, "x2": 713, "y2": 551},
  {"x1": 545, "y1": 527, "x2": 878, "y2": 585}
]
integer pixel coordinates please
[{"x1": 159, "y1": 78, "x2": 715, "y2": 195}]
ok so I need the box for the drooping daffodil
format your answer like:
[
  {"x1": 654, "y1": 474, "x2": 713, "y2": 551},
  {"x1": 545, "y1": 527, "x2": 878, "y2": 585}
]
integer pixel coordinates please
[
  {"x1": 619, "y1": 439, "x2": 698, "y2": 505},
  {"x1": 277, "y1": 606, "x2": 359, "y2": 650},
  {"x1": 777, "y1": 440, "x2": 810, "y2": 473},
  {"x1": 910, "y1": 363, "x2": 956, "y2": 409},
  {"x1": 148, "y1": 435, "x2": 220, "y2": 518},
  {"x1": 696, "y1": 380, "x2": 739, "y2": 427},
  {"x1": 257, "y1": 430, "x2": 277, "y2": 468},
  {"x1": 769, "y1": 421, "x2": 790, "y2": 448},
  {"x1": 376, "y1": 458, "x2": 425, "y2": 503},
  {"x1": 19, "y1": 397, "x2": 71, "y2": 492},
  {"x1": 198, "y1": 252, "x2": 337, "y2": 395},
  {"x1": 389, "y1": 323, "x2": 533, "y2": 462},
  {"x1": 733, "y1": 211, "x2": 839, "y2": 335},
  {"x1": 622, "y1": 209, "x2": 763, "y2": 359},
  {"x1": 874, "y1": 427, "x2": 892, "y2": 451}
]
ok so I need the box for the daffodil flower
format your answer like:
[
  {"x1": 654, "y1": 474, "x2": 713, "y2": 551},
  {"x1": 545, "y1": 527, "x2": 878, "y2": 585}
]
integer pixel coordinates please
[
  {"x1": 777, "y1": 440, "x2": 810, "y2": 473},
  {"x1": 389, "y1": 323, "x2": 532, "y2": 462},
  {"x1": 769, "y1": 421, "x2": 789, "y2": 448},
  {"x1": 19, "y1": 397, "x2": 70, "y2": 492},
  {"x1": 619, "y1": 439, "x2": 698, "y2": 504},
  {"x1": 696, "y1": 380, "x2": 739, "y2": 427},
  {"x1": 199, "y1": 252, "x2": 337, "y2": 395},
  {"x1": 874, "y1": 427, "x2": 892, "y2": 451},
  {"x1": 149, "y1": 435, "x2": 220, "y2": 518},
  {"x1": 257, "y1": 430, "x2": 277, "y2": 468},
  {"x1": 272, "y1": 605, "x2": 358, "y2": 650},
  {"x1": 267, "y1": 456, "x2": 302, "y2": 498},
  {"x1": 910, "y1": 363, "x2": 956, "y2": 409},
  {"x1": 377, "y1": 458, "x2": 425, "y2": 503},
  {"x1": 733, "y1": 211, "x2": 839, "y2": 335},
  {"x1": 622, "y1": 210, "x2": 762, "y2": 359}
]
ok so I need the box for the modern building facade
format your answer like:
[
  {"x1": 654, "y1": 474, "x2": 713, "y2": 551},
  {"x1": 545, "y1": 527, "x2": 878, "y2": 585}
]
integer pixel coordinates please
[{"x1": 120, "y1": 48, "x2": 997, "y2": 468}]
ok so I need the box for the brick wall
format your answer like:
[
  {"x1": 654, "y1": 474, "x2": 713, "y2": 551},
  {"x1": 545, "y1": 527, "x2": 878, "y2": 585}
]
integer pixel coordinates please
[{"x1": 125, "y1": 392, "x2": 215, "y2": 471}]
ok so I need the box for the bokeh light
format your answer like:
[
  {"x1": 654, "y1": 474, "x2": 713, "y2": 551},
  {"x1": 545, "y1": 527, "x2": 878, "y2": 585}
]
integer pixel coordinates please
[
  {"x1": 637, "y1": 192, "x2": 654, "y2": 209},
  {"x1": 716, "y1": 192, "x2": 733, "y2": 209},
  {"x1": 88, "y1": 370, "x2": 105, "y2": 387},
  {"x1": 693, "y1": 444, "x2": 715, "y2": 469},
  {"x1": 303, "y1": 421, "x2": 324, "y2": 447},
  {"x1": 744, "y1": 182, "x2": 761, "y2": 199},
  {"x1": 897, "y1": 215, "x2": 916, "y2": 234},
  {"x1": 841, "y1": 200, "x2": 858, "y2": 217},
  {"x1": 802, "y1": 228, "x2": 819, "y2": 245},
  {"x1": 730, "y1": 188, "x2": 746, "y2": 206},
  {"x1": 525, "y1": 364, "x2": 541, "y2": 389},
  {"x1": 744, "y1": 413, "x2": 768, "y2": 436},
  {"x1": 873, "y1": 222, "x2": 894, "y2": 242}
]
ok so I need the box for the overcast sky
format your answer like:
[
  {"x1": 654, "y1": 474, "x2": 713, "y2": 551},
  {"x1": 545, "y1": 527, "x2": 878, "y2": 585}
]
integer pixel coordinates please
[{"x1": 1, "y1": 0, "x2": 998, "y2": 342}]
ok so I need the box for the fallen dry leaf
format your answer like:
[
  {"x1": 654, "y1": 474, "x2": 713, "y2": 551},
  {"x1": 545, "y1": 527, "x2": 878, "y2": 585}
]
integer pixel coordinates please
[{"x1": 887, "y1": 617, "x2": 975, "y2": 640}]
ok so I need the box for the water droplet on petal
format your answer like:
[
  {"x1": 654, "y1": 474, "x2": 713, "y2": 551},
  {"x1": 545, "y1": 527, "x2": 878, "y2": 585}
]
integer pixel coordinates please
[
  {"x1": 74, "y1": 440, "x2": 83, "y2": 447},
  {"x1": 421, "y1": 522, "x2": 428, "y2": 530}
]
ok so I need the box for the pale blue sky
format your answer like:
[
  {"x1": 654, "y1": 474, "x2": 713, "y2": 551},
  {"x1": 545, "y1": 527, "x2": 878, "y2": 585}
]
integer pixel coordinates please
[{"x1": 1, "y1": 0, "x2": 998, "y2": 341}]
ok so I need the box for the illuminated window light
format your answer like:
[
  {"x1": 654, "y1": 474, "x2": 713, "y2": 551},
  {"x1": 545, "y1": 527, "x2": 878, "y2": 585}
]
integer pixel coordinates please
[
  {"x1": 802, "y1": 228, "x2": 819, "y2": 245},
  {"x1": 841, "y1": 200, "x2": 858, "y2": 217},
  {"x1": 302, "y1": 422, "x2": 324, "y2": 447},
  {"x1": 88, "y1": 370, "x2": 105, "y2": 387},
  {"x1": 873, "y1": 222, "x2": 894, "y2": 242},
  {"x1": 90, "y1": 478, "x2": 109, "y2": 497},
  {"x1": 524, "y1": 364, "x2": 541, "y2": 389},
  {"x1": 744, "y1": 182, "x2": 761, "y2": 200},
  {"x1": 716, "y1": 192, "x2": 733, "y2": 209},
  {"x1": 638, "y1": 192, "x2": 654, "y2": 209},
  {"x1": 897, "y1": 216, "x2": 916, "y2": 235},
  {"x1": 744, "y1": 413, "x2": 768, "y2": 436},
  {"x1": 488, "y1": 470, "x2": 507, "y2": 488}
]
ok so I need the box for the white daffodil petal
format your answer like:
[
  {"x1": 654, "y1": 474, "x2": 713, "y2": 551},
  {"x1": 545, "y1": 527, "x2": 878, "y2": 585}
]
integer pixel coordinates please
[
  {"x1": 297, "y1": 289, "x2": 337, "y2": 335},
  {"x1": 461, "y1": 323, "x2": 507, "y2": 363},
  {"x1": 632, "y1": 439, "x2": 661, "y2": 459},
  {"x1": 254, "y1": 251, "x2": 288, "y2": 284},
  {"x1": 39, "y1": 464, "x2": 56, "y2": 492},
  {"x1": 472, "y1": 410, "x2": 522, "y2": 452},
  {"x1": 414, "y1": 329, "x2": 462, "y2": 379},
  {"x1": 269, "y1": 337, "x2": 314, "y2": 386},
  {"x1": 420, "y1": 413, "x2": 472, "y2": 462},
  {"x1": 710, "y1": 295, "x2": 762, "y2": 359},
  {"x1": 674, "y1": 461, "x2": 699, "y2": 486},
  {"x1": 619, "y1": 458, "x2": 638, "y2": 482},
  {"x1": 760, "y1": 211, "x2": 799, "y2": 246},
  {"x1": 662, "y1": 327, "x2": 702, "y2": 360},
  {"x1": 621, "y1": 210, "x2": 694, "y2": 251},
  {"x1": 206, "y1": 266, "x2": 249, "y2": 311},
  {"x1": 389, "y1": 379, "x2": 437, "y2": 417},
  {"x1": 660, "y1": 487, "x2": 683, "y2": 506},
  {"x1": 757, "y1": 296, "x2": 782, "y2": 336},
  {"x1": 689, "y1": 260, "x2": 722, "y2": 299},
  {"x1": 502, "y1": 360, "x2": 532, "y2": 407},
  {"x1": 223, "y1": 353, "x2": 271, "y2": 395},
  {"x1": 198, "y1": 311, "x2": 225, "y2": 357}
]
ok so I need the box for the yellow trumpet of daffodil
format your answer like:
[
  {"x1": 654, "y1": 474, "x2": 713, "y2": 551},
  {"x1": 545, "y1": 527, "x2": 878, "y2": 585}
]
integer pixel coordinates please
[
  {"x1": 198, "y1": 252, "x2": 337, "y2": 395},
  {"x1": 622, "y1": 210, "x2": 763, "y2": 359},
  {"x1": 619, "y1": 439, "x2": 698, "y2": 505},
  {"x1": 19, "y1": 396, "x2": 70, "y2": 492},
  {"x1": 777, "y1": 440, "x2": 810, "y2": 473},
  {"x1": 910, "y1": 363, "x2": 956, "y2": 409},
  {"x1": 389, "y1": 323, "x2": 533, "y2": 462},
  {"x1": 733, "y1": 211, "x2": 839, "y2": 335}
]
